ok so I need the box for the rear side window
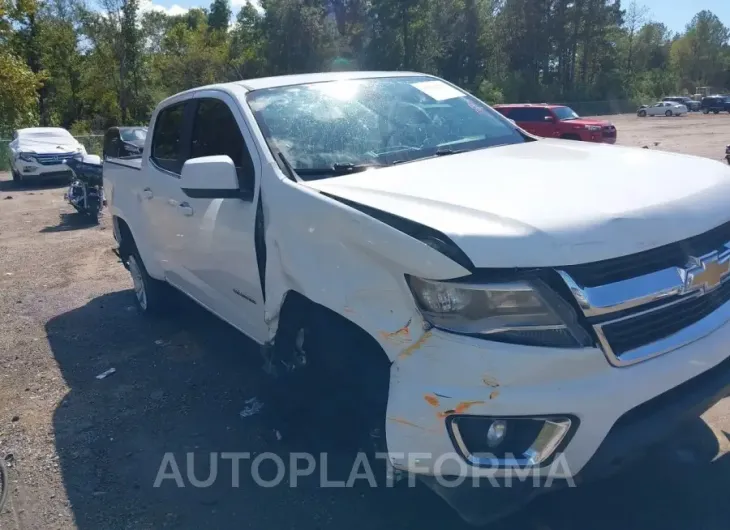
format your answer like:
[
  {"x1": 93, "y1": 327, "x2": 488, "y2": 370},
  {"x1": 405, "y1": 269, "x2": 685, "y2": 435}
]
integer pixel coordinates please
[
  {"x1": 190, "y1": 98, "x2": 254, "y2": 190},
  {"x1": 508, "y1": 107, "x2": 550, "y2": 122},
  {"x1": 151, "y1": 103, "x2": 186, "y2": 174}
]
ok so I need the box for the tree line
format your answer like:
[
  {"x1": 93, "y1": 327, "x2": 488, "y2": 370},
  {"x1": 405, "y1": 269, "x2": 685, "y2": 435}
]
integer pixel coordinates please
[{"x1": 1, "y1": 0, "x2": 729, "y2": 136}]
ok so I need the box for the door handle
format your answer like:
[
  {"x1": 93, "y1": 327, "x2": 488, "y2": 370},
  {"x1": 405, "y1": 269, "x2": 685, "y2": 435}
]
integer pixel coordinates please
[
  {"x1": 179, "y1": 202, "x2": 194, "y2": 216},
  {"x1": 141, "y1": 187, "x2": 153, "y2": 200}
]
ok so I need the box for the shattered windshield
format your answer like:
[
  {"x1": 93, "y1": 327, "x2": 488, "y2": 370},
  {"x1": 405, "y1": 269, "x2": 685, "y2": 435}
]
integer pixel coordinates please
[{"x1": 246, "y1": 76, "x2": 526, "y2": 179}]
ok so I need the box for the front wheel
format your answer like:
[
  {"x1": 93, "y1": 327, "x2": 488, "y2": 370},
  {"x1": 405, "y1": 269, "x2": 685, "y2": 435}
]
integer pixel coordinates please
[
  {"x1": 703, "y1": 108, "x2": 710, "y2": 114},
  {"x1": 713, "y1": 109, "x2": 720, "y2": 114},
  {"x1": 665, "y1": 110, "x2": 672, "y2": 117},
  {"x1": 638, "y1": 110, "x2": 647, "y2": 117},
  {"x1": 10, "y1": 166, "x2": 21, "y2": 185}
]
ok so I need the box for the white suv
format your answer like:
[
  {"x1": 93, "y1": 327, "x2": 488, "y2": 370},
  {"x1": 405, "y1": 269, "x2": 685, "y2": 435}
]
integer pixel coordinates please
[
  {"x1": 104, "y1": 72, "x2": 730, "y2": 525},
  {"x1": 9, "y1": 127, "x2": 85, "y2": 185}
]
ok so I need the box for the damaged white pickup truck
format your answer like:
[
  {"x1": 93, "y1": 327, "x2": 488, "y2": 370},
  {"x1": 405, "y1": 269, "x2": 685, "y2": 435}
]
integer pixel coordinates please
[{"x1": 105, "y1": 71, "x2": 730, "y2": 525}]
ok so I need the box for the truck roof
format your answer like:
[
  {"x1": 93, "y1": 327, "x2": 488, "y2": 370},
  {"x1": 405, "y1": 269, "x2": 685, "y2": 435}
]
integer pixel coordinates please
[
  {"x1": 155, "y1": 71, "x2": 431, "y2": 109},
  {"x1": 492, "y1": 103, "x2": 566, "y2": 109},
  {"x1": 235, "y1": 71, "x2": 426, "y2": 91}
]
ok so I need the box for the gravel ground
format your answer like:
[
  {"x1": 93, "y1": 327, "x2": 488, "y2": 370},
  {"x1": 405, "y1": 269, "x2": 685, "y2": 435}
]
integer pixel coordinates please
[{"x1": 1, "y1": 115, "x2": 730, "y2": 530}]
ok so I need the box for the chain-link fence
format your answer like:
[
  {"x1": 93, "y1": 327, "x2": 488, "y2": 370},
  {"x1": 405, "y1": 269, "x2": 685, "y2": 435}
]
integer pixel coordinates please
[{"x1": 0, "y1": 135, "x2": 103, "y2": 172}]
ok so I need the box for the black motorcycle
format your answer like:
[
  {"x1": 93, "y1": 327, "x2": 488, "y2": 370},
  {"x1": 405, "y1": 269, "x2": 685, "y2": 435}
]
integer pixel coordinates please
[{"x1": 63, "y1": 154, "x2": 105, "y2": 222}]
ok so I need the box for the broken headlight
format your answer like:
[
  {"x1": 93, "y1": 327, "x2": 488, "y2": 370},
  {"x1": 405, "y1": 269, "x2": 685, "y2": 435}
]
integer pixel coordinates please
[{"x1": 407, "y1": 276, "x2": 591, "y2": 348}]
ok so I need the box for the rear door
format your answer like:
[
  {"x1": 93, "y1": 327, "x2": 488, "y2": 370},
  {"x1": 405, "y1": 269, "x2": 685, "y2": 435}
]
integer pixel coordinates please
[
  {"x1": 171, "y1": 93, "x2": 267, "y2": 341},
  {"x1": 509, "y1": 108, "x2": 554, "y2": 137},
  {"x1": 145, "y1": 100, "x2": 193, "y2": 276}
]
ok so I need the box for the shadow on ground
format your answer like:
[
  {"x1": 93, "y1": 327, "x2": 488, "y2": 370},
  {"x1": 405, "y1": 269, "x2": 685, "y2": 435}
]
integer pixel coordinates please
[
  {"x1": 40, "y1": 212, "x2": 99, "y2": 233},
  {"x1": 0, "y1": 178, "x2": 67, "y2": 193},
  {"x1": 48, "y1": 290, "x2": 730, "y2": 530}
]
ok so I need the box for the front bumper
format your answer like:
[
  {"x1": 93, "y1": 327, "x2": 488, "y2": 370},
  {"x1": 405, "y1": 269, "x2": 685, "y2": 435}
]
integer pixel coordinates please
[
  {"x1": 15, "y1": 160, "x2": 72, "y2": 179},
  {"x1": 385, "y1": 312, "x2": 730, "y2": 480}
]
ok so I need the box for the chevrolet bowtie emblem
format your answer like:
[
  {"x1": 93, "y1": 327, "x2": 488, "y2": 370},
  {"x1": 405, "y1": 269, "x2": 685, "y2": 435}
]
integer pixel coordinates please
[{"x1": 683, "y1": 250, "x2": 730, "y2": 294}]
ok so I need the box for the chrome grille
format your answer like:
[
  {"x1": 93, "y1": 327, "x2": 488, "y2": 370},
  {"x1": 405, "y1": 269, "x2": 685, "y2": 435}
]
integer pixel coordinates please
[
  {"x1": 561, "y1": 220, "x2": 730, "y2": 287},
  {"x1": 33, "y1": 152, "x2": 75, "y2": 166},
  {"x1": 559, "y1": 236, "x2": 730, "y2": 366}
]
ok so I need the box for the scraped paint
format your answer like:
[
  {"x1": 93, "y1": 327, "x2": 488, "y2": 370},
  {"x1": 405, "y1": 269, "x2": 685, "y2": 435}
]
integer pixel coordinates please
[{"x1": 398, "y1": 330, "x2": 433, "y2": 360}]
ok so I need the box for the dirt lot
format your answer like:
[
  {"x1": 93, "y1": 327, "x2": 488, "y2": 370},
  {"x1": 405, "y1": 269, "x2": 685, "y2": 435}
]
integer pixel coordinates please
[{"x1": 1, "y1": 114, "x2": 730, "y2": 530}]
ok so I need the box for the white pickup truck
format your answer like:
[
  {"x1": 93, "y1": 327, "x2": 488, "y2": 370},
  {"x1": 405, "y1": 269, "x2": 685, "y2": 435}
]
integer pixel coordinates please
[{"x1": 105, "y1": 71, "x2": 730, "y2": 524}]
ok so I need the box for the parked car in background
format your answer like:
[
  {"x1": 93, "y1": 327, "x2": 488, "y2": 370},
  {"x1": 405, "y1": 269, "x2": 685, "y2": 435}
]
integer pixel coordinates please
[
  {"x1": 701, "y1": 96, "x2": 730, "y2": 114},
  {"x1": 663, "y1": 96, "x2": 700, "y2": 112},
  {"x1": 106, "y1": 71, "x2": 730, "y2": 526},
  {"x1": 103, "y1": 126, "x2": 148, "y2": 159},
  {"x1": 637, "y1": 101, "x2": 688, "y2": 117},
  {"x1": 7, "y1": 127, "x2": 86, "y2": 185},
  {"x1": 493, "y1": 103, "x2": 617, "y2": 143}
]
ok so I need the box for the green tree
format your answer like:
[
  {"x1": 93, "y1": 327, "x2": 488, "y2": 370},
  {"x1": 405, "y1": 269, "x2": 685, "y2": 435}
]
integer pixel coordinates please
[
  {"x1": 0, "y1": 50, "x2": 41, "y2": 135},
  {"x1": 208, "y1": 0, "x2": 231, "y2": 31}
]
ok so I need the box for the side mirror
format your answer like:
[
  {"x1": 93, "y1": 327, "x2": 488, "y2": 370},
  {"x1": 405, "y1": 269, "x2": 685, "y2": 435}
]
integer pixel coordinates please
[
  {"x1": 181, "y1": 155, "x2": 241, "y2": 199},
  {"x1": 544, "y1": 115, "x2": 554, "y2": 122}
]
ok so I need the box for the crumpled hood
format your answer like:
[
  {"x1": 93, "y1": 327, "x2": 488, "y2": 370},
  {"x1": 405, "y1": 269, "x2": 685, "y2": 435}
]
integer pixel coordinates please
[
  {"x1": 17, "y1": 136, "x2": 82, "y2": 154},
  {"x1": 306, "y1": 140, "x2": 730, "y2": 268}
]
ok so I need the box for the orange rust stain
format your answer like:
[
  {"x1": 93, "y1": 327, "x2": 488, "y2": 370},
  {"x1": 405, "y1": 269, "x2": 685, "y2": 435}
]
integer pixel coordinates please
[
  {"x1": 424, "y1": 394, "x2": 440, "y2": 407},
  {"x1": 489, "y1": 390, "x2": 500, "y2": 400},
  {"x1": 398, "y1": 330, "x2": 432, "y2": 360},
  {"x1": 380, "y1": 318, "x2": 412, "y2": 341},
  {"x1": 388, "y1": 417, "x2": 425, "y2": 430},
  {"x1": 438, "y1": 400, "x2": 486, "y2": 418}
]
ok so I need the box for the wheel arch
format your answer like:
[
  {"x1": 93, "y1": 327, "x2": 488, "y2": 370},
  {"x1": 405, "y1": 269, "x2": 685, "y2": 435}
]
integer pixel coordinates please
[{"x1": 112, "y1": 215, "x2": 165, "y2": 279}]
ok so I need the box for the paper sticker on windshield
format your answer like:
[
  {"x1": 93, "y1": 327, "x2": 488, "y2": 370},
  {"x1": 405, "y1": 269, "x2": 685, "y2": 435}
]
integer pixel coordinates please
[{"x1": 412, "y1": 80, "x2": 465, "y2": 101}]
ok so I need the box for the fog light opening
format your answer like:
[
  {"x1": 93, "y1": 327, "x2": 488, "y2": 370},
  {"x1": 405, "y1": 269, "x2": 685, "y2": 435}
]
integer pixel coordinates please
[
  {"x1": 486, "y1": 420, "x2": 507, "y2": 448},
  {"x1": 450, "y1": 416, "x2": 573, "y2": 468}
]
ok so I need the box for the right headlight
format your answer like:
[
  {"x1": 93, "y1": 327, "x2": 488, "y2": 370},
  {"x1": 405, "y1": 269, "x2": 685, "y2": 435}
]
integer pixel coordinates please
[
  {"x1": 407, "y1": 276, "x2": 591, "y2": 348},
  {"x1": 19, "y1": 152, "x2": 36, "y2": 162}
]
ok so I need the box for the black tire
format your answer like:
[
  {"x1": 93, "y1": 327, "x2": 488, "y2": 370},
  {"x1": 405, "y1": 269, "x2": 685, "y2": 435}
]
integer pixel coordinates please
[
  {"x1": 713, "y1": 109, "x2": 720, "y2": 114},
  {"x1": 10, "y1": 166, "x2": 21, "y2": 185},
  {"x1": 561, "y1": 134, "x2": 581, "y2": 141},
  {"x1": 263, "y1": 303, "x2": 389, "y2": 454},
  {"x1": 665, "y1": 110, "x2": 672, "y2": 117},
  {"x1": 638, "y1": 110, "x2": 647, "y2": 117},
  {"x1": 703, "y1": 108, "x2": 710, "y2": 114},
  {"x1": 127, "y1": 249, "x2": 170, "y2": 315}
]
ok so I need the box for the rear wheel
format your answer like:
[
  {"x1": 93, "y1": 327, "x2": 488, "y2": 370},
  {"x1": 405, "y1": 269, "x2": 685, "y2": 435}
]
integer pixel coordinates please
[
  {"x1": 713, "y1": 109, "x2": 720, "y2": 114},
  {"x1": 665, "y1": 110, "x2": 672, "y2": 117},
  {"x1": 703, "y1": 108, "x2": 710, "y2": 114},
  {"x1": 127, "y1": 250, "x2": 170, "y2": 315},
  {"x1": 561, "y1": 134, "x2": 582, "y2": 141}
]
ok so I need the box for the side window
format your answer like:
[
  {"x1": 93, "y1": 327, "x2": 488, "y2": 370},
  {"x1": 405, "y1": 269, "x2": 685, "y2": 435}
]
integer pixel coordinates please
[
  {"x1": 151, "y1": 102, "x2": 186, "y2": 174},
  {"x1": 507, "y1": 108, "x2": 528, "y2": 121},
  {"x1": 190, "y1": 98, "x2": 255, "y2": 192},
  {"x1": 514, "y1": 108, "x2": 548, "y2": 122}
]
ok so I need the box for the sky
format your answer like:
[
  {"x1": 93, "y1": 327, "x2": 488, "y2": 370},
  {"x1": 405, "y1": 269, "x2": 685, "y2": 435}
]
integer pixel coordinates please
[{"x1": 140, "y1": 0, "x2": 729, "y2": 35}]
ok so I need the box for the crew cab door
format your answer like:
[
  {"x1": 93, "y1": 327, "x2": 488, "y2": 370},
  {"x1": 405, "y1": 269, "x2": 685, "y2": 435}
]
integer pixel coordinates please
[{"x1": 171, "y1": 93, "x2": 267, "y2": 342}]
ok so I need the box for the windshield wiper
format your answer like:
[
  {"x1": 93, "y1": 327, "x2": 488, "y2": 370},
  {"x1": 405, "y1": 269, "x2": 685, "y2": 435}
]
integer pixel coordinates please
[
  {"x1": 294, "y1": 163, "x2": 383, "y2": 176},
  {"x1": 434, "y1": 148, "x2": 467, "y2": 156},
  {"x1": 391, "y1": 148, "x2": 467, "y2": 165}
]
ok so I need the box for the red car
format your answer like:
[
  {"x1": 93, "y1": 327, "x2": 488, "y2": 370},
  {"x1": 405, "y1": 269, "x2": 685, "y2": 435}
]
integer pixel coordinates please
[{"x1": 493, "y1": 103, "x2": 617, "y2": 144}]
